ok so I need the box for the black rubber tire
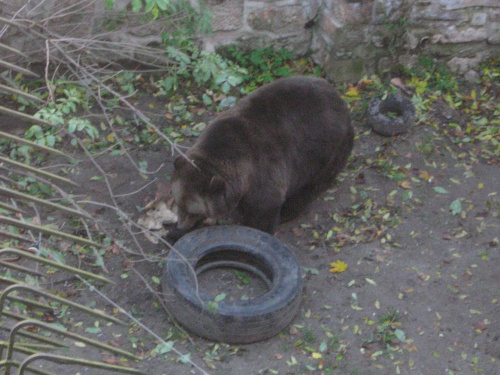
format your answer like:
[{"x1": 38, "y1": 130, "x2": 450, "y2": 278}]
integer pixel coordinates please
[
  {"x1": 162, "y1": 225, "x2": 303, "y2": 344},
  {"x1": 367, "y1": 93, "x2": 416, "y2": 136}
]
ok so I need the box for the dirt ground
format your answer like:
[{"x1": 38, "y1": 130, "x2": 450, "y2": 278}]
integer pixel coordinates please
[{"x1": 2, "y1": 87, "x2": 499, "y2": 375}]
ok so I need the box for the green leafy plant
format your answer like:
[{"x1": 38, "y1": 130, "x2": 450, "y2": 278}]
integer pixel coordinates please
[
  {"x1": 207, "y1": 293, "x2": 226, "y2": 314},
  {"x1": 105, "y1": 0, "x2": 212, "y2": 30},
  {"x1": 24, "y1": 86, "x2": 99, "y2": 150},
  {"x1": 154, "y1": 40, "x2": 247, "y2": 111},
  {"x1": 363, "y1": 307, "x2": 406, "y2": 354},
  {"x1": 401, "y1": 56, "x2": 458, "y2": 92},
  {"x1": 222, "y1": 46, "x2": 296, "y2": 92}
]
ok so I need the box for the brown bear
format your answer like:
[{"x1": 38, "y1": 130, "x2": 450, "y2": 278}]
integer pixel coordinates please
[{"x1": 169, "y1": 76, "x2": 354, "y2": 240}]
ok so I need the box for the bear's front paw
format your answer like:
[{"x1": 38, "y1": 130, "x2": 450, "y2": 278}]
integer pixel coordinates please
[{"x1": 164, "y1": 227, "x2": 189, "y2": 245}]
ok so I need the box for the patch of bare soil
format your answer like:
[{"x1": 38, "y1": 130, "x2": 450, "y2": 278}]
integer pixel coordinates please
[{"x1": 3, "y1": 97, "x2": 498, "y2": 375}]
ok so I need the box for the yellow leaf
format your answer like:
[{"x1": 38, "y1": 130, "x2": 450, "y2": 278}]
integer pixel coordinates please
[
  {"x1": 329, "y1": 260, "x2": 348, "y2": 273},
  {"x1": 419, "y1": 170, "x2": 430, "y2": 181},
  {"x1": 312, "y1": 352, "x2": 322, "y2": 359},
  {"x1": 398, "y1": 181, "x2": 411, "y2": 189},
  {"x1": 344, "y1": 87, "x2": 359, "y2": 97},
  {"x1": 359, "y1": 79, "x2": 373, "y2": 86},
  {"x1": 106, "y1": 132, "x2": 116, "y2": 142},
  {"x1": 478, "y1": 183, "x2": 484, "y2": 190}
]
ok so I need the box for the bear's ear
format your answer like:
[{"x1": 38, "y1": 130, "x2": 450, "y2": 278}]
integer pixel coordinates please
[
  {"x1": 209, "y1": 175, "x2": 226, "y2": 195},
  {"x1": 174, "y1": 156, "x2": 187, "y2": 171}
]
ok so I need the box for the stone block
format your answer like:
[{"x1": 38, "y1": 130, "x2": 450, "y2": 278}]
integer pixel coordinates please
[
  {"x1": 490, "y1": 10, "x2": 500, "y2": 22},
  {"x1": 446, "y1": 0, "x2": 500, "y2": 10},
  {"x1": 488, "y1": 30, "x2": 500, "y2": 44},
  {"x1": 471, "y1": 12, "x2": 487, "y2": 26},
  {"x1": 432, "y1": 26, "x2": 488, "y2": 44},
  {"x1": 318, "y1": 10, "x2": 341, "y2": 40},
  {"x1": 339, "y1": 0, "x2": 373, "y2": 25},
  {"x1": 232, "y1": 31, "x2": 311, "y2": 56},
  {"x1": 247, "y1": 6, "x2": 308, "y2": 34},
  {"x1": 398, "y1": 54, "x2": 419, "y2": 69},
  {"x1": 413, "y1": 5, "x2": 469, "y2": 22},
  {"x1": 205, "y1": 0, "x2": 244, "y2": 32},
  {"x1": 377, "y1": 56, "x2": 394, "y2": 73},
  {"x1": 447, "y1": 55, "x2": 483, "y2": 73},
  {"x1": 325, "y1": 57, "x2": 366, "y2": 83}
]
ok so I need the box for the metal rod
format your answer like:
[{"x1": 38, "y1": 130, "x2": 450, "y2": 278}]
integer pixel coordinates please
[
  {"x1": 0, "y1": 83, "x2": 44, "y2": 103},
  {"x1": 0, "y1": 217, "x2": 99, "y2": 247},
  {"x1": 0, "y1": 249, "x2": 112, "y2": 284},
  {"x1": 0, "y1": 201, "x2": 25, "y2": 214},
  {"x1": 0, "y1": 325, "x2": 67, "y2": 350},
  {"x1": 18, "y1": 353, "x2": 147, "y2": 375},
  {"x1": 0, "y1": 131, "x2": 70, "y2": 159},
  {"x1": 6, "y1": 320, "x2": 142, "y2": 368},
  {"x1": 0, "y1": 359, "x2": 55, "y2": 375},
  {"x1": 0, "y1": 284, "x2": 127, "y2": 326},
  {"x1": 0, "y1": 156, "x2": 77, "y2": 186},
  {"x1": 0, "y1": 186, "x2": 91, "y2": 219},
  {"x1": 0, "y1": 42, "x2": 29, "y2": 58},
  {"x1": 0, "y1": 59, "x2": 39, "y2": 77},
  {"x1": 0, "y1": 229, "x2": 31, "y2": 243},
  {"x1": 0, "y1": 105, "x2": 53, "y2": 127},
  {"x1": 0, "y1": 261, "x2": 45, "y2": 277}
]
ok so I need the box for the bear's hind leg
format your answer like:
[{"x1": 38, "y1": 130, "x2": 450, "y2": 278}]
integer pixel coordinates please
[
  {"x1": 280, "y1": 178, "x2": 334, "y2": 222},
  {"x1": 240, "y1": 204, "x2": 282, "y2": 234}
]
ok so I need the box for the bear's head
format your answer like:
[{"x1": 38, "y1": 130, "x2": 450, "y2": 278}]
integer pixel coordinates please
[{"x1": 171, "y1": 156, "x2": 239, "y2": 233}]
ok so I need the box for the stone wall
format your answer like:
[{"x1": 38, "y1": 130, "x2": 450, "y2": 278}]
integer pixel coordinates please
[
  {"x1": 1, "y1": 0, "x2": 499, "y2": 82},
  {"x1": 201, "y1": 0, "x2": 500, "y2": 82}
]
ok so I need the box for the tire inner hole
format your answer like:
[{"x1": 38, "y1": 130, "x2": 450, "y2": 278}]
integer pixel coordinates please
[
  {"x1": 380, "y1": 101, "x2": 403, "y2": 119},
  {"x1": 195, "y1": 248, "x2": 273, "y2": 301}
]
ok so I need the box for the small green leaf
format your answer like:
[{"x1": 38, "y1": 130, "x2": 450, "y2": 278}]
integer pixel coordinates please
[
  {"x1": 85, "y1": 327, "x2": 101, "y2": 334},
  {"x1": 104, "y1": 0, "x2": 115, "y2": 10},
  {"x1": 151, "y1": 4, "x2": 159, "y2": 19},
  {"x1": 156, "y1": 0, "x2": 169, "y2": 10},
  {"x1": 153, "y1": 341, "x2": 174, "y2": 355},
  {"x1": 177, "y1": 353, "x2": 191, "y2": 363},
  {"x1": 433, "y1": 186, "x2": 449, "y2": 194},
  {"x1": 319, "y1": 341, "x2": 328, "y2": 352},
  {"x1": 202, "y1": 93, "x2": 213, "y2": 105},
  {"x1": 450, "y1": 199, "x2": 462, "y2": 215},
  {"x1": 46, "y1": 135, "x2": 56, "y2": 147},
  {"x1": 131, "y1": 0, "x2": 142, "y2": 13},
  {"x1": 395, "y1": 329, "x2": 406, "y2": 342},
  {"x1": 214, "y1": 293, "x2": 226, "y2": 302},
  {"x1": 144, "y1": 0, "x2": 155, "y2": 12}
]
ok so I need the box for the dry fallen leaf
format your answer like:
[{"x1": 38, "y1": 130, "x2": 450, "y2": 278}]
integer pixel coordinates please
[
  {"x1": 398, "y1": 180, "x2": 411, "y2": 189},
  {"x1": 330, "y1": 260, "x2": 348, "y2": 273},
  {"x1": 344, "y1": 86, "x2": 359, "y2": 97},
  {"x1": 137, "y1": 201, "x2": 178, "y2": 243},
  {"x1": 418, "y1": 170, "x2": 431, "y2": 181}
]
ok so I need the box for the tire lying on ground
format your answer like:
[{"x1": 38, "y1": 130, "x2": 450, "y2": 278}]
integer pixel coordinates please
[
  {"x1": 367, "y1": 93, "x2": 416, "y2": 137},
  {"x1": 162, "y1": 225, "x2": 303, "y2": 344}
]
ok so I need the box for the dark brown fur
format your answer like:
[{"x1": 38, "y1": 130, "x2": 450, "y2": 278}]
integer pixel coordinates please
[{"x1": 170, "y1": 76, "x2": 354, "y2": 238}]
